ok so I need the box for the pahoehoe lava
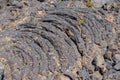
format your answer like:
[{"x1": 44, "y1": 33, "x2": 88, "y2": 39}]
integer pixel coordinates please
[{"x1": 0, "y1": 4, "x2": 119, "y2": 80}]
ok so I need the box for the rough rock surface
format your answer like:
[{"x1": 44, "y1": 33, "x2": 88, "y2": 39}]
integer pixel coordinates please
[{"x1": 0, "y1": 0, "x2": 120, "y2": 80}]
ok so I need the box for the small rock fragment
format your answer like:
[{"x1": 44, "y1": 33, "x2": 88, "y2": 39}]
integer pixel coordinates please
[
  {"x1": 105, "y1": 60, "x2": 113, "y2": 69},
  {"x1": 77, "y1": 68, "x2": 92, "y2": 80},
  {"x1": 114, "y1": 62, "x2": 120, "y2": 70},
  {"x1": 104, "y1": 51, "x2": 112, "y2": 60},
  {"x1": 105, "y1": 14, "x2": 116, "y2": 22},
  {"x1": 92, "y1": 71, "x2": 103, "y2": 80},
  {"x1": 93, "y1": 55, "x2": 106, "y2": 68},
  {"x1": 54, "y1": 74, "x2": 70, "y2": 80},
  {"x1": 114, "y1": 54, "x2": 120, "y2": 62}
]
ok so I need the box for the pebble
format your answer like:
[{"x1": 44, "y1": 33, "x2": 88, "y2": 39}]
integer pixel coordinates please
[
  {"x1": 77, "y1": 68, "x2": 92, "y2": 80},
  {"x1": 94, "y1": 55, "x2": 106, "y2": 68},
  {"x1": 92, "y1": 71, "x2": 103, "y2": 80},
  {"x1": 104, "y1": 51, "x2": 112, "y2": 60},
  {"x1": 114, "y1": 54, "x2": 120, "y2": 62},
  {"x1": 105, "y1": 59, "x2": 114, "y2": 69},
  {"x1": 114, "y1": 62, "x2": 120, "y2": 70},
  {"x1": 55, "y1": 74, "x2": 71, "y2": 80}
]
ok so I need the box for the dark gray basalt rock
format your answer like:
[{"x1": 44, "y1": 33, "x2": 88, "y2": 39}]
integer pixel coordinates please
[{"x1": 0, "y1": 1, "x2": 119, "y2": 80}]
